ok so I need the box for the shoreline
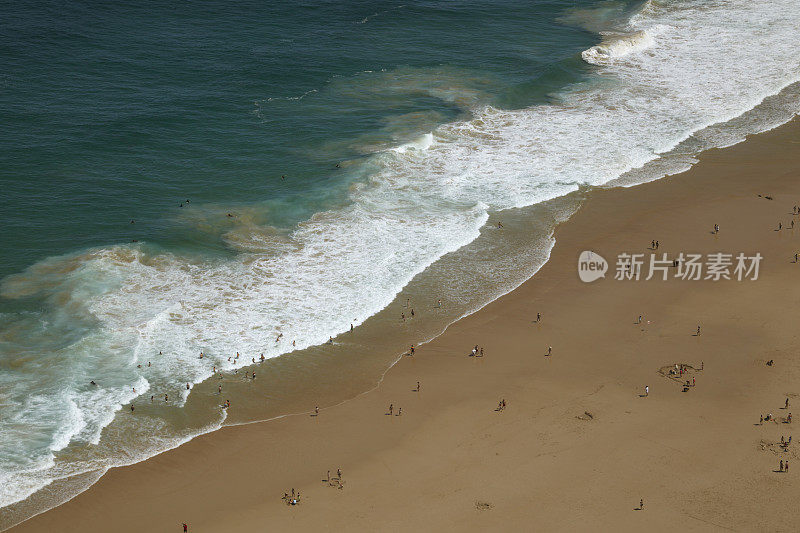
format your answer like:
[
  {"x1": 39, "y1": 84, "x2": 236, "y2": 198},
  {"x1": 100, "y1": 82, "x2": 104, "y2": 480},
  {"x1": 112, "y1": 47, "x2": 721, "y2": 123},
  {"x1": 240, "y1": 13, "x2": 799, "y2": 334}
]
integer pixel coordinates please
[{"x1": 9, "y1": 116, "x2": 800, "y2": 531}]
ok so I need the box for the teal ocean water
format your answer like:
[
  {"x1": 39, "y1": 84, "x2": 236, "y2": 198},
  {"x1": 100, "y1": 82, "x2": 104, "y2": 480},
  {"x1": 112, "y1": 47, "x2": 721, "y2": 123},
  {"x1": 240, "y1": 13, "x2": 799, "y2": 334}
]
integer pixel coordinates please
[{"x1": 2, "y1": 0, "x2": 800, "y2": 527}]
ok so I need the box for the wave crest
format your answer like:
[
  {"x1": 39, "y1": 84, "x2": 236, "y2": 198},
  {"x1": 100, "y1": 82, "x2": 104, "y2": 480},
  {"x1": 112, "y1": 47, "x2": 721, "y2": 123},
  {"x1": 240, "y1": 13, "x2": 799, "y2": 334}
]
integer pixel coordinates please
[{"x1": 582, "y1": 30, "x2": 655, "y2": 65}]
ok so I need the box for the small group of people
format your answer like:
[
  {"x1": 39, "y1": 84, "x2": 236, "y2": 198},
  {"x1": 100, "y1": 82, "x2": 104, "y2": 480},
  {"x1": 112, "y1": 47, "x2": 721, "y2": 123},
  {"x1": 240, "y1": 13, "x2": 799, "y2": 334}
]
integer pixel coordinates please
[
  {"x1": 779, "y1": 459, "x2": 790, "y2": 473},
  {"x1": 470, "y1": 345, "x2": 485, "y2": 357},
  {"x1": 496, "y1": 399, "x2": 507, "y2": 411},
  {"x1": 387, "y1": 403, "x2": 402, "y2": 416},
  {"x1": 282, "y1": 488, "x2": 301, "y2": 505},
  {"x1": 325, "y1": 468, "x2": 344, "y2": 489}
]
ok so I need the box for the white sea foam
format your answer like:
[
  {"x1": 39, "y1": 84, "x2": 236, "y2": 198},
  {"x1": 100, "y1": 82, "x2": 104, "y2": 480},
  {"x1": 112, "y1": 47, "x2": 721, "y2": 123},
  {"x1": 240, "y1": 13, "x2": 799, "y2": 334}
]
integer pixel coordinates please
[
  {"x1": 3, "y1": 0, "x2": 800, "y2": 517},
  {"x1": 581, "y1": 29, "x2": 656, "y2": 64},
  {"x1": 391, "y1": 132, "x2": 434, "y2": 153}
]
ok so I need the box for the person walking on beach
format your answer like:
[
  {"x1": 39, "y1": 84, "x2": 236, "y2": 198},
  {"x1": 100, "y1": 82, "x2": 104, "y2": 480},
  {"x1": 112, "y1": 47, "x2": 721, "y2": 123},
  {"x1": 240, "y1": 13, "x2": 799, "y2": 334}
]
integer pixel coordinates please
[
  {"x1": 410, "y1": 345, "x2": 415, "y2": 355},
  {"x1": 389, "y1": 404, "x2": 393, "y2": 415},
  {"x1": 397, "y1": 407, "x2": 402, "y2": 416},
  {"x1": 780, "y1": 460, "x2": 784, "y2": 472},
  {"x1": 760, "y1": 414, "x2": 764, "y2": 425},
  {"x1": 645, "y1": 385, "x2": 649, "y2": 397},
  {"x1": 640, "y1": 499, "x2": 644, "y2": 510},
  {"x1": 637, "y1": 315, "x2": 642, "y2": 324},
  {"x1": 416, "y1": 381, "x2": 420, "y2": 392},
  {"x1": 183, "y1": 524, "x2": 188, "y2": 532},
  {"x1": 547, "y1": 346, "x2": 552, "y2": 356},
  {"x1": 315, "y1": 406, "x2": 319, "y2": 416},
  {"x1": 696, "y1": 325, "x2": 701, "y2": 336},
  {"x1": 537, "y1": 312, "x2": 541, "y2": 322},
  {"x1": 786, "y1": 398, "x2": 790, "y2": 409},
  {"x1": 480, "y1": 347, "x2": 484, "y2": 357}
]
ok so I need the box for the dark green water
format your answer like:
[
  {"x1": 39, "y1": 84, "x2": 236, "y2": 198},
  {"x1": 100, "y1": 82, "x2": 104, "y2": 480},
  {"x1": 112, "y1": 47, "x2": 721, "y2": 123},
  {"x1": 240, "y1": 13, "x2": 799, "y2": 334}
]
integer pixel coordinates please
[{"x1": 0, "y1": 0, "x2": 596, "y2": 279}]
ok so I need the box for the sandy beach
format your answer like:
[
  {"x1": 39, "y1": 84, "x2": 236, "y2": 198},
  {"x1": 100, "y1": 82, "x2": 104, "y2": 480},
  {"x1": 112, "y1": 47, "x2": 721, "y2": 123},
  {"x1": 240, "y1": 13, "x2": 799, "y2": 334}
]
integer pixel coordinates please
[{"x1": 9, "y1": 118, "x2": 800, "y2": 532}]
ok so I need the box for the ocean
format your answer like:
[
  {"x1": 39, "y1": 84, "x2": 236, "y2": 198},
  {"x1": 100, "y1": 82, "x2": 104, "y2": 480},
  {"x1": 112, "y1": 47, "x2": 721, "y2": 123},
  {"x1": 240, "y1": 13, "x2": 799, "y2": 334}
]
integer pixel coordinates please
[{"x1": 2, "y1": 0, "x2": 800, "y2": 528}]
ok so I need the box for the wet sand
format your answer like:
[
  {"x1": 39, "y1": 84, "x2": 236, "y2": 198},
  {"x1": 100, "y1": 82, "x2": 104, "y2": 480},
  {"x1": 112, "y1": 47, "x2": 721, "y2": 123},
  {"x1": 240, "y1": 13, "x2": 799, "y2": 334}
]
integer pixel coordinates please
[{"x1": 10, "y1": 118, "x2": 800, "y2": 532}]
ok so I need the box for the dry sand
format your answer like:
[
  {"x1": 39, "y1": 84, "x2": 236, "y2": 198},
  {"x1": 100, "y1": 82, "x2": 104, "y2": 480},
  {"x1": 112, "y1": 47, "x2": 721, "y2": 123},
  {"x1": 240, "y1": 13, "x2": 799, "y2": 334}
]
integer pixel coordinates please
[{"x1": 10, "y1": 119, "x2": 800, "y2": 532}]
